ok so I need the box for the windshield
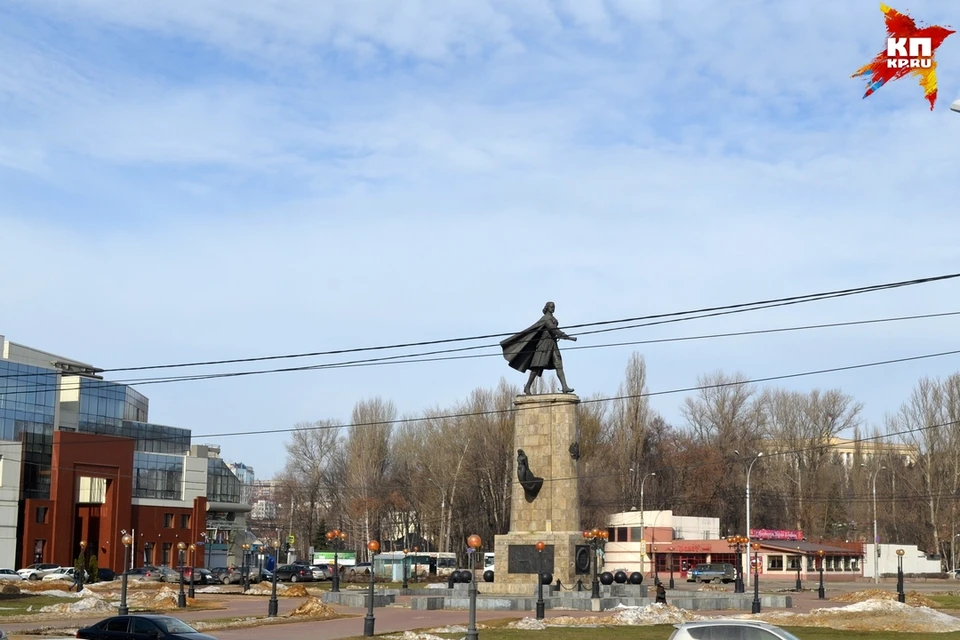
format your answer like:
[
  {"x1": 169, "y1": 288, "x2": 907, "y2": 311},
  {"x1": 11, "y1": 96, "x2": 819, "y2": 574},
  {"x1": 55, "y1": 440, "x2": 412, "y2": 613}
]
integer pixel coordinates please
[{"x1": 154, "y1": 617, "x2": 198, "y2": 634}]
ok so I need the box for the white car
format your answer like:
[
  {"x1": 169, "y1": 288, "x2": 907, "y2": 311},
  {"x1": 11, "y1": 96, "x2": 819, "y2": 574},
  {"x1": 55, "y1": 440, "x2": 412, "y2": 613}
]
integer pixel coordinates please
[
  {"x1": 16, "y1": 563, "x2": 62, "y2": 580},
  {"x1": 42, "y1": 567, "x2": 88, "y2": 582},
  {"x1": 0, "y1": 569, "x2": 23, "y2": 581},
  {"x1": 669, "y1": 620, "x2": 804, "y2": 640}
]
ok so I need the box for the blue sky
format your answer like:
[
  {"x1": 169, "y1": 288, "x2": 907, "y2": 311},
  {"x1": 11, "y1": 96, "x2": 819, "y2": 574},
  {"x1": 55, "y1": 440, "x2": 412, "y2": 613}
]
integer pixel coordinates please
[{"x1": 2, "y1": 0, "x2": 959, "y2": 479}]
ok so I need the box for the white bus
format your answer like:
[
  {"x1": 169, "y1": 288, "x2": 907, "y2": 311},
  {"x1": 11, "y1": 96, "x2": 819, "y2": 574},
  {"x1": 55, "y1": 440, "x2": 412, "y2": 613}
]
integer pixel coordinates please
[
  {"x1": 484, "y1": 552, "x2": 495, "y2": 569},
  {"x1": 374, "y1": 551, "x2": 457, "y2": 579}
]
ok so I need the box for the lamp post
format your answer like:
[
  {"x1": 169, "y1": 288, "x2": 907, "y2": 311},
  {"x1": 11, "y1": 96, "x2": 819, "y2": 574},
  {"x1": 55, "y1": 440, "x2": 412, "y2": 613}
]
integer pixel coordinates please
[
  {"x1": 794, "y1": 547, "x2": 802, "y2": 592},
  {"x1": 817, "y1": 549, "x2": 825, "y2": 599},
  {"x1": 402, "y1": 548, "x2": 409, "y2": 591},
  {"x1": 268, "y1": 538, "x2": 280, "y2": 617},
  {"x1": 77, "y1": 540, "x2": 87, "y2": 592},
  {"x1": 120, "y1": 534, "x2": 133, "y2": 615},
  {"x1": 177, "y1": 541, "x2": 187, "y2": 608},
  {"x1": 668, "y1": 546, "x2": 675, "y2": 590},
  {"x1": 750, "y1": 542, "x2": 761, "y2": 614},
  {"x1": 326, "y1": 529, "x2": 347, "y2": 593},
  {"x1": 863, "y1": 464, "x2": 887, "y2": 584},
  {"x1": 582, "y1": 528, "x2": 608, "y2": 599},
  {"x1": 187, "y1": 543, "x2": 197, "y2": 598},
  {"x1": 466, "y1": 534, "x2": 482, "y2": 640},
  {"x1": 738, "y1": 451, "x2": 764, "y2": 589},
  {"x1": 535, "y1": 541, "x2": 546, "y2": 620},
  {"x1": 412, "y1": 545, "x2": 420, "y2": 583},
  {"x1": 636, "y1": 471, "x2": 656, "y2": 576},
  {"x1": 241, "y1": 543, "x2": 251, "y2": 591},
  {"x1": 725, "y1": 534, "x2": 748, "y2": 593},
  {"x1": 363, "y1": 540, "x2": 380, "y2": 637},
  {"x1": 896, "y1": 548, "x2": 905, "y2": 603}
]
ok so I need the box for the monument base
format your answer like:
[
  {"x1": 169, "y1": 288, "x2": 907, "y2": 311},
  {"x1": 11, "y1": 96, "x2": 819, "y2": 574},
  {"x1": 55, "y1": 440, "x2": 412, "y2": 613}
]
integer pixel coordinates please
[{"x1": 493, "y1": 531, "x2": 588, "y2": 591}]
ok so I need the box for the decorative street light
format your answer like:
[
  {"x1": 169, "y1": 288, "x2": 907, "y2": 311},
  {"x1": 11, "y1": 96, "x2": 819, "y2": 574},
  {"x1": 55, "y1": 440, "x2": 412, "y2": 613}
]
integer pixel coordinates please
[
  {"x1": 631, "y1": 470, "x2": 656, "y2": 576},
  {"x1": 794, "y1": 547, "x2": 803, "y2": 592},
  {"x1": 326, "y1": 529, "x2": 347, "y2": 593},
  {"x1": 582, "y1": 528, "x2": 608, "y2": 598},
  {"x1": 863, "y1": 464, "x2": 888, "y2": 585},
  {"x1": 535, "y1": 541, "x2": 546, "y2": 620},
  {"x1": 817, "y1": 549, "x2": 825, "y2": 599},
  {"x1": 896, "y1": 548, "x2": 905, "y2": 603},
  {"x1": 412, "y1": 546, "x2": 420, "y2": 583},
  {"x1": 188, "y1": 543, "x2": 197, "y2": 598},
  {"x1": 668, "y1": 545, "x2": 675, "y2": 590},
  {"x1": 120, "y1": 533, "x2": 133, "y2": 615},
  {"x1": 268, "y1": 538, "x2": 280, "y2": 617},
  {"x1": 725, "y1": 535, "x2": 748, "y2": 593},
  {"x1": 77, "y1": 540, "x2": 87, "y2": 592},
  {"x1": 750, "y1": 542, "x2": 761, "y2": 614},
  {"x1": 177, "y1": 541, "x2": 187, "y2": 608},
  {"x1": 241, "y1": 543, "x2": 252, "y2": 591},
  {"x1": 466, "y1": 534, "x2": 482, "y2": 640},
  {"x1": 402, "y1": 548, "x2": 409, "y2": 591},
  {"x1": 363, "y1": 540, "x2": 380, "y2": 637}
]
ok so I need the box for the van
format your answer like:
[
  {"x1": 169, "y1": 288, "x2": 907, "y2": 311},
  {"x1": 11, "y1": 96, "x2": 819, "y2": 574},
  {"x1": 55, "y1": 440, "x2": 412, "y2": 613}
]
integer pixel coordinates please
[{"x1": 687, "y1": 563, "x2": 737, "y2": 584}]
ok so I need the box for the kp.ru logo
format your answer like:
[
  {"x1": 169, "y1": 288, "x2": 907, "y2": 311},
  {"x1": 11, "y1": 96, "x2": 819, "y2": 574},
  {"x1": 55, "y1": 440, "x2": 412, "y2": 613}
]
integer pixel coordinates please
[{"x1": 852, "y1": 4, "x2": 955, "y2": 110}]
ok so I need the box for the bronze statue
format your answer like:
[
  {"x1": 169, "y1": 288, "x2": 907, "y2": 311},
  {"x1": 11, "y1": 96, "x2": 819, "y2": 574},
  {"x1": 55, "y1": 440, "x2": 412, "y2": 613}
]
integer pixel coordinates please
[
  {"x1": 500, "y1": 301, "x2": 577, "y2": 395},
  {"x1": 516, "y1": 449, "x2": 544, "y2": 499}
]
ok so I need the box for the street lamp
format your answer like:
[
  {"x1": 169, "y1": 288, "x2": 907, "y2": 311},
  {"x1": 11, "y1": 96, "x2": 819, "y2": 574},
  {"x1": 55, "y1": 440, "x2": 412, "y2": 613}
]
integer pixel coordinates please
[
  {"x1": 326, "y1": 529, "x2": 347, "y2": 593},
  {"x1": 188, "y1": 543, "x2": 197, "y2": 598},
  {"x1": 582, "y1": 528, "x2": 608, "y2": 598},
  {"x1": 817, "y1": 549, "x2": 825, "y2": 599},
  {"x1": 631, "y1": 470, "x2": 656, "y2": 575},
  {"x1": 77, "y1": 540, "x2": 87, "y2": 592},
  {"x1": 725, "y1": 535, "x2": 748, "y2": 593},
  {"x1": 120, "y1": 534, "x2": 133, "y2": 615},
  {"x1": 535, "y1": 541, "x2": 546, "y2": 620},
  {"x1": 750, "y1": 542, "x2": 761, "y2": 614},
  {"x1": 402, "y1": 548, "x2": 409, "y2": 590},
  {"x1": 241, "y1": 543, "x2": 251, "y2": 591},
  {"x1": 177, "y1": 541, "x2": 187, "y2": 608},
  {"x1": 863, "y1": 464, "x2": 887, "y2": 584},
  {"x1": 794, "y1": 547, "x2": 802, "y2": 592},
  {"x1": 668, "y1": 545, "x2": 675, "y2": 590},
  {"x1": 268, "y1": 538, "x2": 280, "y2": 617},
  {"x1": 363, "y1": 540, "x2": 380, "y2": 637},
  {"x1": 736, "y1": 451, "x2": 765, "y2": 589},
  {"x1": 896, "y1": 548, "x2": 905, "y2": 603},
  {"x1": 466, "y1": 534, "x2": 482, "y2": 640}
]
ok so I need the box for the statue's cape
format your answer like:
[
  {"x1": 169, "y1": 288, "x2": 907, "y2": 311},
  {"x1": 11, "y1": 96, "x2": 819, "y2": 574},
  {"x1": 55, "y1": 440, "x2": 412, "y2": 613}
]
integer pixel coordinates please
[{"x1": 500, "y1": 317, "x2": 549, "y2": 373}]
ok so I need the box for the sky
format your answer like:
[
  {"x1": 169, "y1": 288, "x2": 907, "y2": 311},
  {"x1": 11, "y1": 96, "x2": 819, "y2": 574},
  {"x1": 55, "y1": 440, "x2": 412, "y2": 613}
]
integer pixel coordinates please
[{"x1": 1, "y1": 0, "x2": 959, "y2": 480}]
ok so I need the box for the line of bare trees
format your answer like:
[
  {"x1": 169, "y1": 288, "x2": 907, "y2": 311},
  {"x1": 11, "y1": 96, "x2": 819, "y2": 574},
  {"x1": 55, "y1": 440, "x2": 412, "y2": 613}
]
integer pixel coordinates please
[{"x1": 261, "y1": 352, "x2": 960, "y2": 570}]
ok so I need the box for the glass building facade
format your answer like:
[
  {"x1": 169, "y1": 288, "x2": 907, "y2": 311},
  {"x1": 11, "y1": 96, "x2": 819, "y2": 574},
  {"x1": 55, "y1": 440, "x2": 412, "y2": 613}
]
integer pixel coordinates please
[
  {"x1": 207, "y1": 458, "x2": 241, "y2": 503},
  {"x1": 0, "y1": 361, "x2": 57, "y2": 499},
  {"x1": 133, "y1": 452, "x2": 184, "y2": 500}
]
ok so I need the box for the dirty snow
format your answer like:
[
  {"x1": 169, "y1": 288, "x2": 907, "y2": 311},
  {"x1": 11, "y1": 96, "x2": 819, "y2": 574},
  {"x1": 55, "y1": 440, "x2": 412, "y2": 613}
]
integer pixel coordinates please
[
  {"x1": 39, "y1": 591, "x2": 115, "y2": 614},
  {"x1": 288, "y1": 597, "x2": 339, "y2": 618}
]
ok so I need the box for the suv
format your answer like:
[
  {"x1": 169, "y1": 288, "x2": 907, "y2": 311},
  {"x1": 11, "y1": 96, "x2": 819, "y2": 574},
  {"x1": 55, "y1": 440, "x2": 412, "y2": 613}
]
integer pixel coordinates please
[
  {"x1": 687, "y1": 563, "x2": 737, "y2": 584},
  {"x1": 17, "y1": 563, "x2": 61, "y2": 580}
]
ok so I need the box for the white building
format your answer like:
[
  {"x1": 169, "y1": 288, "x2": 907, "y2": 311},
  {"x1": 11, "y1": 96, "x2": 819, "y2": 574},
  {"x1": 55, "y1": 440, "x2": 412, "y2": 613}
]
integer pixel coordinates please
[
  {"x1": 604, "y1": 510, "x2": 721, "y2": 574},
  {"x1": 861, "y1": 544, "x2": 942, "y2": 578}
]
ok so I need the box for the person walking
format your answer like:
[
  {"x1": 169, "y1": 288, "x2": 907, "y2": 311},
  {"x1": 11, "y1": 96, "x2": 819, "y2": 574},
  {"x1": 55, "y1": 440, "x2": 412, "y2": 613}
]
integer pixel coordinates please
[{"x1": 655, "y1": 579, "x2": 667, "y2": 605}]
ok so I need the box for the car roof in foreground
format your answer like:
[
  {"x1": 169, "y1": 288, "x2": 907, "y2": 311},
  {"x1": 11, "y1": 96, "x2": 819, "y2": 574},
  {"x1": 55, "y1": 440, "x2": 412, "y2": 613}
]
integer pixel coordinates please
[{"x1": 675, "y1": 619, "x2": 781, "y2": 628}]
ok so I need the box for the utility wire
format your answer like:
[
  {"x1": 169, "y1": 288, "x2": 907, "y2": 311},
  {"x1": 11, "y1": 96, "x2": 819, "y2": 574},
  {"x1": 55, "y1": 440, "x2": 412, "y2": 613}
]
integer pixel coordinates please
[
  {"x1": 86, "y1": 271, "x2": 960, "y2": 373},
  {"x1": 2, "y1": 309, "x2": 958, "y2": 393}
]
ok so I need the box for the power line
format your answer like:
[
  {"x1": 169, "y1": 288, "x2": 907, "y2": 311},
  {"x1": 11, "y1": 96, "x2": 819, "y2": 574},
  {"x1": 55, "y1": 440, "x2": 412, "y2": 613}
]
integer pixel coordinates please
[
  {"x1": 3, "y1": 308, "x2": 959, "y2": 393},
  {"x1": 88, "y1": 271, "x2": 960, "y2": 373}
]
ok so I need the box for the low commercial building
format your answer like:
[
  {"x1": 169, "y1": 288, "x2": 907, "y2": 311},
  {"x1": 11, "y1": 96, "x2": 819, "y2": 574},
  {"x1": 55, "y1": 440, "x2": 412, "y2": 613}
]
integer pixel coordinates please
[{"x1": 0, "y1": 335, "x2": 250, "y2": 571}]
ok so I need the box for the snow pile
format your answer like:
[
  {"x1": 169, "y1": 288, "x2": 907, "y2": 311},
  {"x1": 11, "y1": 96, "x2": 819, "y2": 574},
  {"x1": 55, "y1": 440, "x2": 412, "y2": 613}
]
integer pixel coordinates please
[
  {"x1": 510, "y1": 617, "x2": 547, "y2": 630},
  {"x1": 425, "y1": 625, "x2": 470, "y2": 633},
  {"x1": 745, "y1": 598, "x2": 960, "y2": 633},
  {"x1": 287, "y1": 597, "x2": 339, "y2": 619},
  {"x1": 830, "y1": 589, "x2": 939, "y2": 608},
  {"x1": 386, "y1": 632, "x2": 451, "y2": 640},
  {"x1": 40, "y1": 591, "x2": 114, "y2": 614}
]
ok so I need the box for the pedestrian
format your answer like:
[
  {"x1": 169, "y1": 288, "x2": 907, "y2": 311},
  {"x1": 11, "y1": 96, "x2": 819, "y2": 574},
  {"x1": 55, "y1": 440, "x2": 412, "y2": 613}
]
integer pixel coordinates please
[{"x1": 655, "y1": 579, "x2": 667, "y2": 604}]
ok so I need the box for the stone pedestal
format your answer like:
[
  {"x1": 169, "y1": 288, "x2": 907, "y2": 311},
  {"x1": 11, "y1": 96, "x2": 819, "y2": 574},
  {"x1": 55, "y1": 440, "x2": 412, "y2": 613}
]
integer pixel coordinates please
[{"x1": 494, "y1": 393, "x2": 586, "y2": 591}]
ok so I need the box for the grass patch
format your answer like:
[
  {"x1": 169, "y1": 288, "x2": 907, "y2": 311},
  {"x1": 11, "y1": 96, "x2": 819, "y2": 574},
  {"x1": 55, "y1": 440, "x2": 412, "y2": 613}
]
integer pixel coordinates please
[
  {"x1": 930, "y1": 594, "x2": 960, "y2": 609},
  {"x1": 0, "y1": 594, "x2": 78, "y2": 616}
]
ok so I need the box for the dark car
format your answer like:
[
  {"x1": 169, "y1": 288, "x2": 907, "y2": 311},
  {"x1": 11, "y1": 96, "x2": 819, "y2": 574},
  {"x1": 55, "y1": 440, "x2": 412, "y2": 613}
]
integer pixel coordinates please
[
  {"x1": 76, "y1": 614, "x2": 218, "y2": 639},
  {"x1": 274, "y1": 564, "x2": 314, "y2": 582},
  {"x1": 181, "y1": 567, "x2": 220, "y2": 585},
  {"x1": 97, "y1": 568, "x2": 116, "y2": 581}
]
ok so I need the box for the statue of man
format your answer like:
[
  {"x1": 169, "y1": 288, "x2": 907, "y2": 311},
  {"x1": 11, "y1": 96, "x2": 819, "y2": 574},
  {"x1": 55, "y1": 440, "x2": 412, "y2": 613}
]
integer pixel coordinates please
[{"x1": 500, "y1": 301, "x2": 577, "y2": 395}]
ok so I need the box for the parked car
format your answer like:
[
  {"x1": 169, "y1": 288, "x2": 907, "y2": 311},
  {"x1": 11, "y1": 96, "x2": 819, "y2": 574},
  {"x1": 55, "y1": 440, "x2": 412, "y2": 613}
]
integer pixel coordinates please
[
  {"x1": 16, "y1": 563, "x2": 61, "y2": 580},
  {"x1": 669, "y1": 619, "x2": 804, "y2": 639},
  {"x1": 348, "y1": 562, "x2": 372, "y2": 577},
  {"x1": 687, "y1": 563, "x2": 737, "y2": 584},
  {"x1": 97, "y1": 568, "x2": 116, "y2": 581},
  {"x1": 123, "y1": 566, "x2": 164, "y2": 582},
  {"x1": 274, "y1": 564, "x2": 314, "y2": 582},
  {"x1": 0, "y1": 568, "x2": 24, "y2": 582},
  {"x1": 42, "y1": 567, "x2": 89, "y2": 582},
  {"x1": 311, "y1": 564, "x2": 333, "y2": 581},
  {"x1": 76, "y1": 614, "x2": 219, "y2": 639},
  {"x1": 181, "y1": 567, "x2": 221, "y2": 585}
]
